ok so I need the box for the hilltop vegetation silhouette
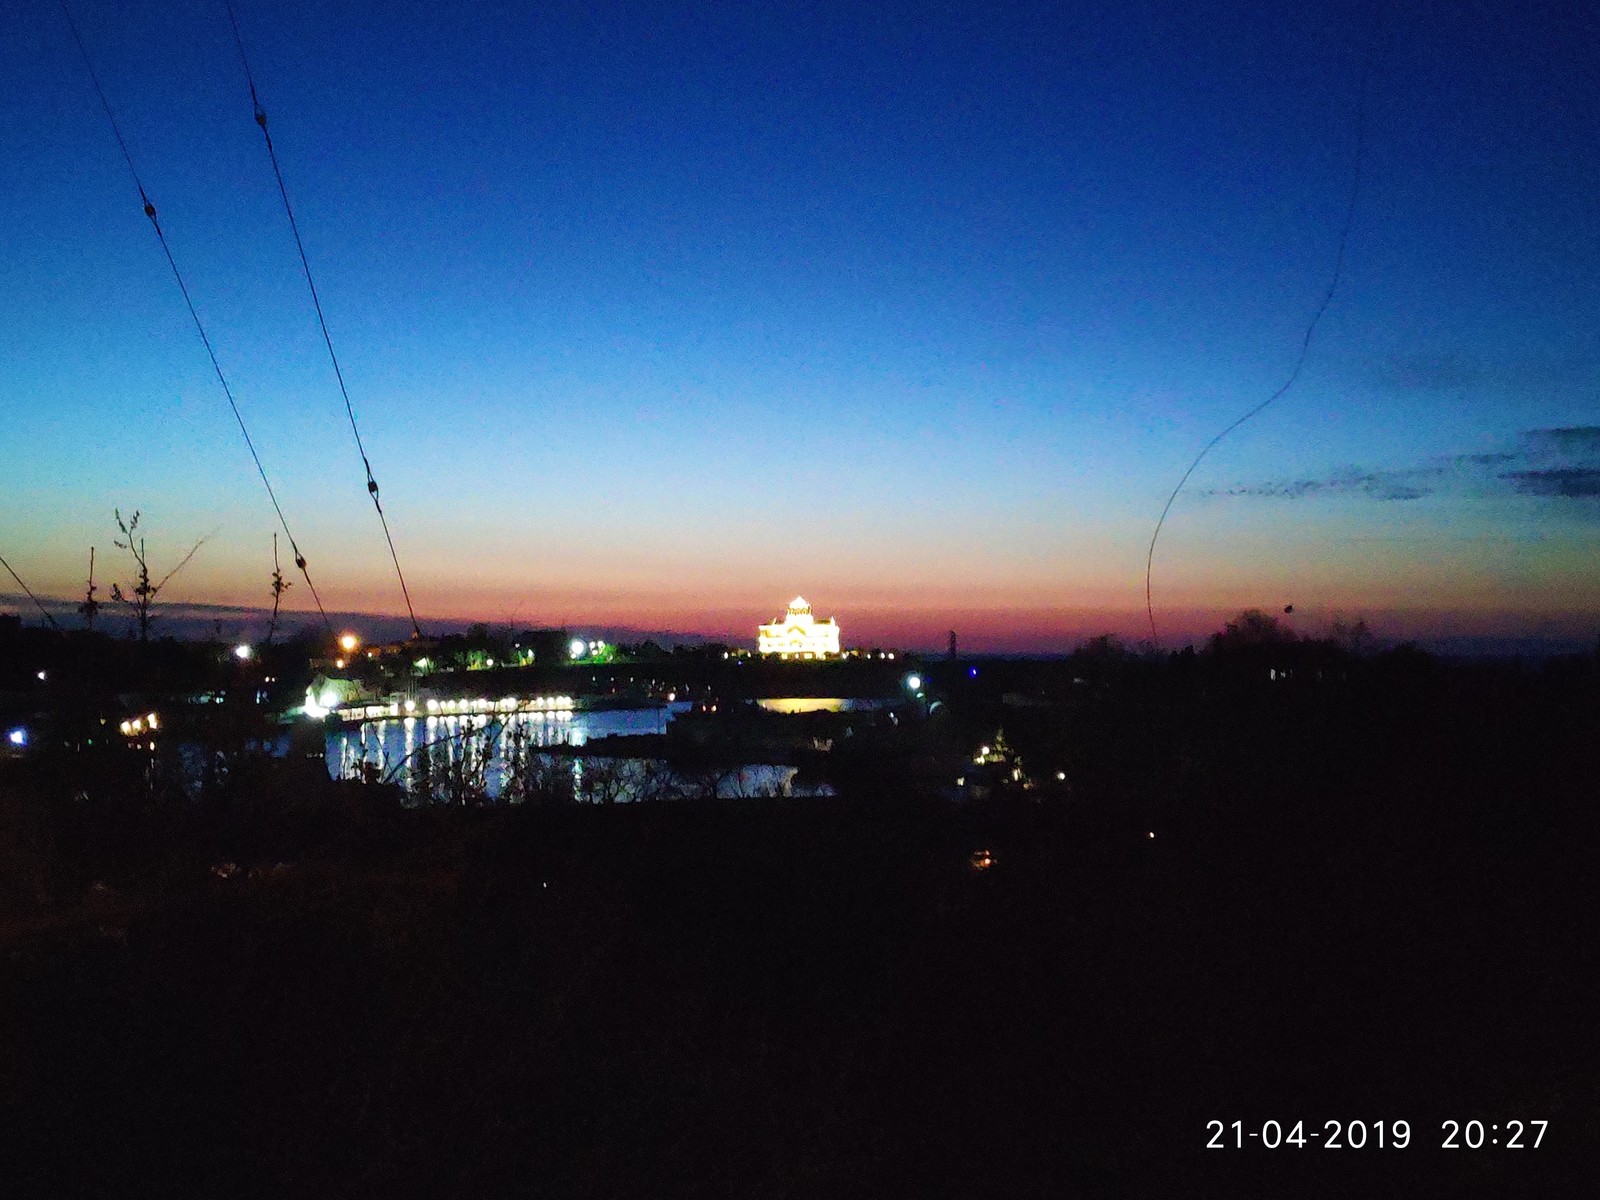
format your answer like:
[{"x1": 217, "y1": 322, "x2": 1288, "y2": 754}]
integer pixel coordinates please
[{"x1": 1, "y1": 613, "x2": 1595, "y2": 1196}]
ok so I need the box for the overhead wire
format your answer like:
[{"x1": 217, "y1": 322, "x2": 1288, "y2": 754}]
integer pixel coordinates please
[
  {"x1": 0, "y1": 553, "x2": 63, "y2": 629},
  {"x1": 223, "y1": 0, "x2": 424, "y2": 640},
  {"x1": 1143, "y1": 21, "x2": 1377, "y2": 646},
  {"x1": 57, "y1": 0, "x2": 334, "y2": 634}
]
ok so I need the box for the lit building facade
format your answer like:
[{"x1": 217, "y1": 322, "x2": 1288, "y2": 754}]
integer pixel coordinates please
[{"x1": 758, "y1": 597, "x2": 841, "y2": 659}]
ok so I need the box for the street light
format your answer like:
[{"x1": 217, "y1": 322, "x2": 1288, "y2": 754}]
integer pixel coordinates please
[
  {"x1": 233, "y1": 643, "x2": 253, "y2": 661},
  {"x1": 339, "y1": 633, "x2": 360, "y2": 654}
]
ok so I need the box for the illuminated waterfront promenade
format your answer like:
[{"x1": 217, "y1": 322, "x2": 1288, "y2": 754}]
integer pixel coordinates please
[{"x1": 332, "y1": 694, "x2": 577, "y2": 724}]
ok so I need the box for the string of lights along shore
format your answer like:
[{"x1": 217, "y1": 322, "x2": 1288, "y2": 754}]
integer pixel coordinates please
[{"x1": 308, "y1": 597, "x2": 865, "y2": 668}]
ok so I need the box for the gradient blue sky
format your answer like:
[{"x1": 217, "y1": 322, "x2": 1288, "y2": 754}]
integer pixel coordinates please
[{"x1": 3, "y1": 0, "x2": 1597, "y2": 649}]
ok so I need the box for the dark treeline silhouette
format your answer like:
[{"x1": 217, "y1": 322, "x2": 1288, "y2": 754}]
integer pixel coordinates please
[{"x1": 1, "y1": 610, "x2": 1595, "y2": 1196}]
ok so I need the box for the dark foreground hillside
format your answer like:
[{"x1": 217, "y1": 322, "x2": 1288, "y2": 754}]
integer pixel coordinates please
[{"x1": 2, "y1": 658, "x2": 1595, "y2": 1198}]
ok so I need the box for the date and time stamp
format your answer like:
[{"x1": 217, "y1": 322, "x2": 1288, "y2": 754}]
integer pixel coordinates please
[{"x1": 1206, "y1": 1118, "x2": 1549, "y2": 1151}]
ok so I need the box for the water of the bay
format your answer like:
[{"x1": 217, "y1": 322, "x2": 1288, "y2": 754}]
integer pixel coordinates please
[{"x1": 323, "y1": 700, "x2": 886, "y2": 802}]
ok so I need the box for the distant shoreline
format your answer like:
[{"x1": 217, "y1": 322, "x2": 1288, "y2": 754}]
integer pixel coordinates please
[{"x1": 3, "y1": 595, "x2": 1595, "y2": 660}]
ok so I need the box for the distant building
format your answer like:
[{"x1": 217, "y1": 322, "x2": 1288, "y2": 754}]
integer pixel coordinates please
[{"x1": 758, "y1": 597, "x2": 841, "y2": 659}]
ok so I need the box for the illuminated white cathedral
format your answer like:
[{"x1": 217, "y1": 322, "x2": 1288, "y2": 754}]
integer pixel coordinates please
[{"x1": 758, "y1": 597, "x2": 841, "y2": 659}]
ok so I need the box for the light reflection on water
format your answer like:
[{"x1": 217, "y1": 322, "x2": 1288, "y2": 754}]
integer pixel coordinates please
[
  {"x1": 754, "y1": 697, "x2": 883, "y2": 715},
  {"x1": 326, "y1": 704, "x2": 834, "y2": 803}
]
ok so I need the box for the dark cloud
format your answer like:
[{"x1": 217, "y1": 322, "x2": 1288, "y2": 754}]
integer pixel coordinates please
[
  {"x1": 1213, "y1": 425, "x2": 1600, "y2": 506},
  {"x1": 1329, "y1": 468, "x2": 1437, "y2": 501},
  {"x1": 1213, "y1": 466, "x2": 1437, "y2": 502},
  {"x1": 1363, "y1": 480, "x2": 1433, "y2": 501},
  {"x1": 1523, "y1": 426, "x2": 1600, "y2": 456},
  {"x1": 1228, "y1": 479, "x2": 1321, "y2": 500},
  {"x1": 1502, "y1": 468, "x2": 1600, "y2": 498}
]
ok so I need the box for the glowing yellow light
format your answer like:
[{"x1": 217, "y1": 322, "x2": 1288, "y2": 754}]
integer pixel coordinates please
[
  {"x1": 757, "y1": 596, "x2": 841, "y2": 658},
  {"x1": 339, "y1": 633, "x2": 359, "y2": 653},
  {"x1": 403, "y1": 699, "x2": 416, "y2": 713},
  {"x1": 147, "y1": 713, "x2": 159, "y2": 730},
  {"x1": 334, "y1": 658, "x2": 345, "y2": 669}
]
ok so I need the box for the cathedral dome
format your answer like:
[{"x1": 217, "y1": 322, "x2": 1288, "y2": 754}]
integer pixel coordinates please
[{"x1": 759, "y1": 596, "x2": 839, "y2": 658}]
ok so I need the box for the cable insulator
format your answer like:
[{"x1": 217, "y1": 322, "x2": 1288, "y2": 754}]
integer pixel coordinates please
[
  {"x1": 226, "y1": 0, "x2": 424, "y2": 638},
  {"x1": 60, "y1": 0, "x2": 334, "y2": 633}
]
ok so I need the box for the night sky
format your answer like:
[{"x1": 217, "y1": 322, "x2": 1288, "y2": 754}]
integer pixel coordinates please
[{"x1": 4, "y1": 0, "x2": 1597, "y2": 650}]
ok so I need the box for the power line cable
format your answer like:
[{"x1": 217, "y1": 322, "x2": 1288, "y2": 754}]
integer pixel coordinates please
[
  {"x1": 1144, "y1": 24, "x2": 1376, "y2": 646},
  {"x1": 57, "y1": 0, "x2": 332, "y2": 633},
  {"x1": 223, "y1": 0, "x2": 424, "y2": 640},
  {"x1": 0, "y1": 553, "x2": 63, "y2": 629}
]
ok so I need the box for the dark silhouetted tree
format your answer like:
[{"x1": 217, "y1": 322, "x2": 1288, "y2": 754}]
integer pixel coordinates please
[
  {"x1": 1209, "y1": 609, "x2": 1297, "y2": 653},
  {"x1": 265, "y1": 532, "x2": 291, "y2": 646},
  {"x1": 78, "y1": 546, "x2": 100, "y2": 630},
  {"x1": 1076, "y1": 633, "x2": 1133, "y2": 660},
  {"x1": 110, "y1": 509, "x2": 207, "y2": 644},
  {"x1": 1329, "y1": 616, "x2": 1373, "y2": 656}
]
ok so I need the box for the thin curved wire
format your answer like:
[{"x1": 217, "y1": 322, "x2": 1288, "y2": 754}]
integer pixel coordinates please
[
  {"x1": 58, "y1": 0, "x2": 333, "y2": 632},
  {"x1": 1, "y1": 553, "x2": 62, "y2": 629},
  {"x1": 224, "y1": 0, "x2": 424, "y2": 640},
  {"x1": 1144, "y1": 30, "x2": 1375, "y2": 645}
]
